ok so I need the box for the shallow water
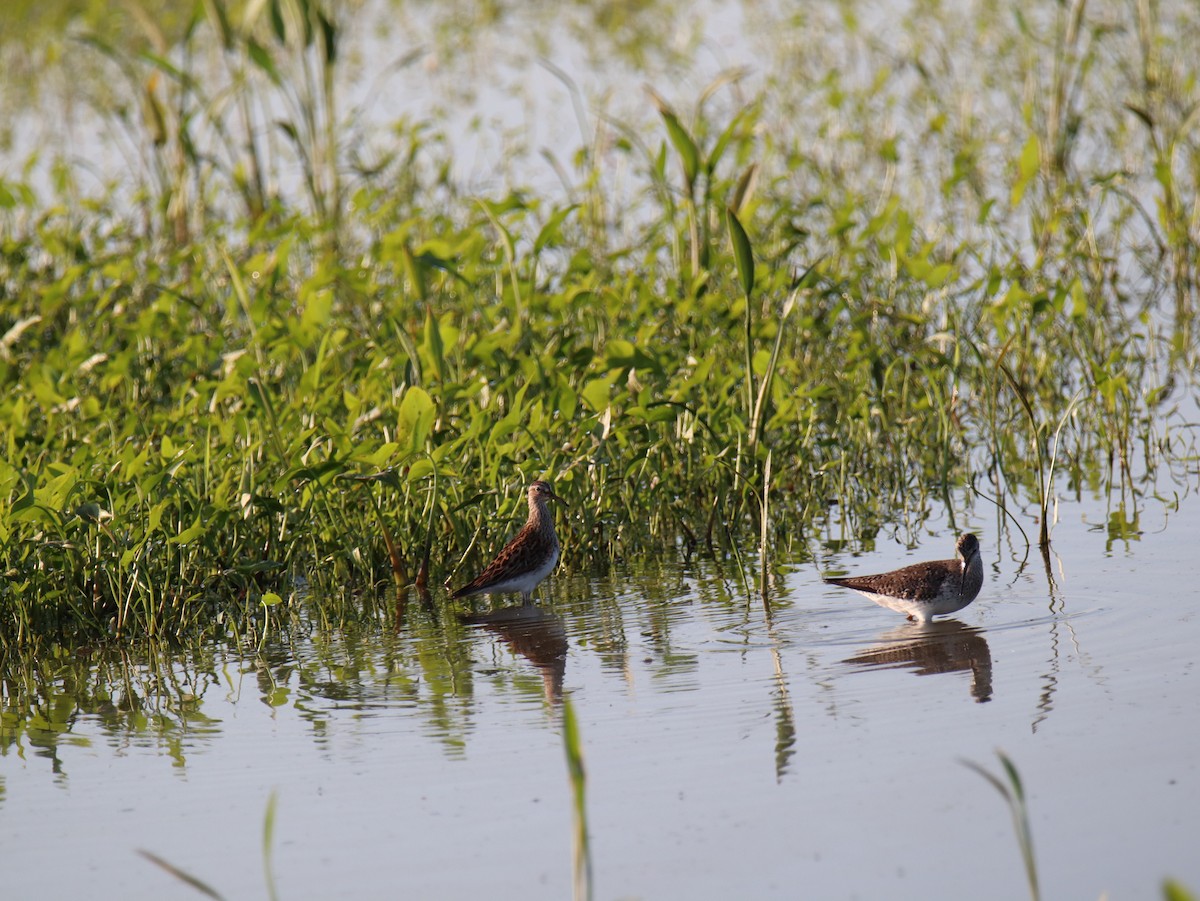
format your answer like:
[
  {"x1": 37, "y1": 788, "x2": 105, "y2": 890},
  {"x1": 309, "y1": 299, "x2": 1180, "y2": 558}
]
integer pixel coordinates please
[
  {"x1": 3, "y1": 486, "x2": 1199, "y2": 900},
  {"x1": 2, "y1": 3, "x2": 1199, "y2": 894}
]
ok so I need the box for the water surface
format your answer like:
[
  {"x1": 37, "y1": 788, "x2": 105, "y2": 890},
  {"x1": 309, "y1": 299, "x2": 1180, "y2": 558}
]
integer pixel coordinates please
[
  {"x1": 4, "y1": 490, "x2": 1199, "y2": 900},
  {"x1": 2, "y1": 2, "x2": 1199, "y2": 897}
]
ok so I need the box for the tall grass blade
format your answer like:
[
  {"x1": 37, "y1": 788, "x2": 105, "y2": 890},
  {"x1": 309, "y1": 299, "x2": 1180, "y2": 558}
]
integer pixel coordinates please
[
  {"x1": 760, "y1": 447, "x2": 772, "y2": 607},
  {"x1": 649, "y1": 91, "x2": 699, "y2": 195},
  {"x1": 726, "y1": 206, "x2": 754, "y2": 300},
  {"x1": 731, "y1": 163, "x2": 760, "y2": 216},
  {"x1": 962, "y1": 752, "x2": 1040, "y2": 901},
  {"x1": 562, "y1": 697, "x2": 593, "y2": 901},
  {"x1": 137, "y1": 849, "x2": 226, "y2": 900},
  {"x1": 997, "y1": 356, "x2": 1050, "y2": 549},
  {"x1": 263, "y1": 791, "x2": 280, "y2": 901},
  {"x1": 726, "y1": 206, "x2": 757, "y2": 437},
  {"x1": 749, "y1": 288, "x2": 798, "y2": 448}
]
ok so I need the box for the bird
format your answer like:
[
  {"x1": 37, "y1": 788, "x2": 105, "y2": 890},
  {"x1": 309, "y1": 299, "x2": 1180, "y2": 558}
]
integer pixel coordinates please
[
  {"x1": 451, "y1": 480, "x2": 565, "y2": 603},
  {"x1": 823, "y1": 533, "x2": 983, "y2": 623}
]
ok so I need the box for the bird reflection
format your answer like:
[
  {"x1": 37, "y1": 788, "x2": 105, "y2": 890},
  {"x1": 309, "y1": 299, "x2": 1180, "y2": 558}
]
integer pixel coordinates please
[
  {"x1": 843, "y1": 620, "x2": 993, "y2": 702},
  {"x1": 459, "y1": 602, "x2": 568, "y2": 705}
]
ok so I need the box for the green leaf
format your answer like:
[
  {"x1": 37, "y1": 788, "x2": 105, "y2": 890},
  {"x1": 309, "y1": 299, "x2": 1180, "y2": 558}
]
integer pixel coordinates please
[
  {"x1": 263, "y1": 791, "x2": 280, "y2": 900},
  {"x1": 1164, "y1": 879, "x2": 1198, "y2": 901},
  {"x1": 299, "y1": 288, "x2": 333, "y2": 338},
  {"x1": 247, "y1": 38, "x2": 282, "y2": 85},
  {"x1": 396, "y1": 386, "x2": 436, "y2": 453},
  {"x1": 581, "y1": 376, "x2": 612, "y2": 413},
  {"x1": 317, "y1": 9, "x2": 337, "y2": 63},
  {"x1": 1124, "y1": 102, "x2": 1154, "y2": 130},
  {"x1": 200, "y1": 0, "x2": 233, "y2": 49},
  {"x1": 731, "y1": 163, "x2": 759, "y2": 217},
  {"x1": 707, "y1": 102, "x2": 756, "y2": 176},
  {"x1": 422, "y1": 311, "x2": 447, "y2": 383},
  {"x1": 269, "y1": 0, "x2": 287, "y2": 43},
  {"x1": 407, "y1": 458, "x2": 435, "y2": 482},
  {"x1": 561, "y1": 697, "x2": 592, "y2": 899},
  {"x1": 169, "y1": 517, "x2": 206, "y2": 545},
  {"x1": 147, "y1": 500, "x2": 168, "y2": 534},
  {"x1": 534, "y1": 204, "x2": 579, "y2": 256},
  {"x1": 727, "y1": 207, "x2": 755, "y2": 299},
  {"x1": 37, "y1": 466, "x2": 78, "y2": 510},
  {"x1": 652, "y1": 99, "x2": 699, "y2": 190},
  {"x1": 1011, "y1": 134, "x2": 1040, "y2": 207},
  {"x1": 605, "y1": 339, "x2": 637, "y2": 368}
]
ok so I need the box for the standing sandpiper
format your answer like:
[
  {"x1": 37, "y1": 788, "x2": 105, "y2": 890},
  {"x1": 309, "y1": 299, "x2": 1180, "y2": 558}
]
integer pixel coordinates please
[
  {"x1": 452, "y1": 480, "x2": 565, "y2": 603},
  {"x1": 823, "y1": 533, "x2": 983, "y2": 623}
]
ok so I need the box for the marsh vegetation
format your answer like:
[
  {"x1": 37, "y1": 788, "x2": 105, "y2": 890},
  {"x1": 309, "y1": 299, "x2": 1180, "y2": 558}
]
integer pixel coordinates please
[{"x1": 0, "y1": 0, "x2": 1197, "y2": 650}]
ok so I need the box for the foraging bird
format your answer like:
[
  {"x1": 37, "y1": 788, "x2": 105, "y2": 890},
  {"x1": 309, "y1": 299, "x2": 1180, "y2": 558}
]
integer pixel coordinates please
[
  {"x1": 823, "y1": 533, "x2": 983, "y2": 623},
  {"x1": 451, "y1": 480, "x2": 565, "y2": 603}
]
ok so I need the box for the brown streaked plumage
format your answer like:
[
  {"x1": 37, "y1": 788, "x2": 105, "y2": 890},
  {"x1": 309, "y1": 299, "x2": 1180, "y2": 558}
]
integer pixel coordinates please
[
  {"x1": 823, "y1": 533, "x2": 983, "y2": 623},
  {"x1": 452, "y1": 480, "x2": 564, "y2": 602}
]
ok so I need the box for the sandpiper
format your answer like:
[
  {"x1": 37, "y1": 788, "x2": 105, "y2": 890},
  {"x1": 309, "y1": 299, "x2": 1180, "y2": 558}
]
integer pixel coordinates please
[
  {"x1": 823, "y1": 533, "x2": 983, "y2": 623},
  {"x1": 451, "y1": 480, "x2": 565, "y2": 603}
]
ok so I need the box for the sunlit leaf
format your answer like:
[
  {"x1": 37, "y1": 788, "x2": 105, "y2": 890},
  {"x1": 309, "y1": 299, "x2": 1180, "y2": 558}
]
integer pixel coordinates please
[
  {"x1": 651, "y1": 95, "x2": 700, "y2": 190},
  {"x1": 1011, "y1": 134, "x2": 1040, "y2": 207},
  {"x1": 246, "y1": 38, "x2": 281, "y2": 85},
  {"x1": 581, "y1": 376, "x2": 612, "y2": 413},
  {"x1": 396, "y1": 386, "x2": 436, "y2": 453},
  {"x1": 169, "y1": 517, "x2": 206, "y2": 545},
  {"x1": 534, "y1": 204, "x2": 579, "y2": 256},
  {"x1": 726, "y1": 207, "x2": 755, "y2": 299},
  {"x1": 1164, "y1": 880, "x2": 1199, "y2": 901}
]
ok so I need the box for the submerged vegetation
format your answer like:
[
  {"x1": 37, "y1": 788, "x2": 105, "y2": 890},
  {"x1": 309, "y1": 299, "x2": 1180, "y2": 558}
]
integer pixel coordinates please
[{"x1": 1, "y1": 0, "x2": 1198, "y2": 643}]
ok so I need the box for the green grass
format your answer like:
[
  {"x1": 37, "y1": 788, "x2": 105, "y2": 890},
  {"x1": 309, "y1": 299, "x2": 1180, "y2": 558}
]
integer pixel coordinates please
[
  {"x1": 966, "y1": 751, "x2": 1200, "y2": 901},
  {"x1": 964, "y1": 751, "x2": 1041, "y2": 901},
  {"x1": 1, "y1": 0, "x2": 1198, "y2": 643},
  {"x1": 562, "y1": 696, "x2": 593, "y2": 901},
  {"x1": 138, "y1": 790, "x2": 280, "y2": 901}
]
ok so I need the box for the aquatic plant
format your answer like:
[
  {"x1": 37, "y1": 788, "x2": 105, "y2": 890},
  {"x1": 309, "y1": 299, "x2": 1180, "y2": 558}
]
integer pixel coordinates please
[
  {"x1": 138, "y1": 790, "x2": 280, "y2": 901},
  {"x1": 562, "y1": 696, "x2": 592, "y2": 901},
  {"x1": 966, "y1": 751, "x2": 1198, "y2": 901},
  {"x1": 964, "y1": 751, "x2": 1040, "y2": 901},
  {"x1": 1, "y1": 0, "x2": 1198, "y2": 644}
]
